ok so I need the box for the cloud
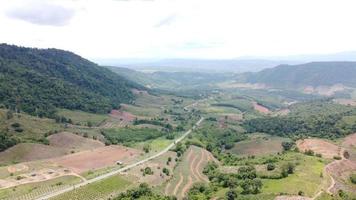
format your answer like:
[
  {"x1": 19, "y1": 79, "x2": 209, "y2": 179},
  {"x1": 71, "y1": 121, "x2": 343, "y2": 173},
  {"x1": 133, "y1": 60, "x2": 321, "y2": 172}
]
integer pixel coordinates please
[
  {"x1": 154, "y1": 14, "x2": 177, "y2": 28},
  {"x1": 6, "y1": 1, "x2": 75, "y2": 26}
]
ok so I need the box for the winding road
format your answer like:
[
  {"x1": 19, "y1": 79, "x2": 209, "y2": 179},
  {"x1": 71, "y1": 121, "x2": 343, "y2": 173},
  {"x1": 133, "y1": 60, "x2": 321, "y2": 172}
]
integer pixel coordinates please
[{"x1": 35, "y1": 117, "x2": 204, "y2": 200}]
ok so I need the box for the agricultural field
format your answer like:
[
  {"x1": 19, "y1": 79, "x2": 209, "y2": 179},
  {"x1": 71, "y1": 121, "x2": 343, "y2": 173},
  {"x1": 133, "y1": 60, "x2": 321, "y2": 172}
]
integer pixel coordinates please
[
  {"x1": 50, "y1": 175, "x2": 132, "y2": 200},
  {"x1": 0, "y1": 175, "x2": 82, "y2": 200},
  {"x1": 228, "y1": 133, "x2": 291, "y2": 156},
  {"x1": 56, "y1": 109, "x2": 109, "y2": 127},
  {"x1": 162, "y1": 146, "x2": 214, "y2": 199}
]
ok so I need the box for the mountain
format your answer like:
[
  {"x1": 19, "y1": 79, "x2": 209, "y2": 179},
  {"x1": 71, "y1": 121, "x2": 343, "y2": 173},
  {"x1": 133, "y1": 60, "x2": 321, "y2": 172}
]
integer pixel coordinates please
[
  {"x1": 106, "y1": 66, "x2": 234, "y2": 90},
  {"x1": 0, "y1": 44, "x2": 142, "y2": 117},
  {"x1": 99, "y1": 58, "x2": 301, "y2": 73},
  {"x1": 243, "y1": 62, "x2": 356, "y2": 88}
]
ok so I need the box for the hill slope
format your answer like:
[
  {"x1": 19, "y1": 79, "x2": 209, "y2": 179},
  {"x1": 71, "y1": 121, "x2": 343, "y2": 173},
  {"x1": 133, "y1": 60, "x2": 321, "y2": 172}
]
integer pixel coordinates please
[
  {"x1": 0, "y1": 44, "x2": 141, "y2": 117},
  {"x1": 244, "y1": 62, "x2": 356, "y2": 88}
]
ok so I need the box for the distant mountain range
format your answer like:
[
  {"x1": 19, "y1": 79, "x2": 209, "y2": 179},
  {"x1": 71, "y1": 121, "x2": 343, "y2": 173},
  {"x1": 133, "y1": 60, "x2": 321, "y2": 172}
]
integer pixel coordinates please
[
  {"x1": 95, "y1": 51, "x2": 356, "y2": 73},
  {"x1": 243, "y1": 62, "x2": 356, "y2": 88},
  {"x1": 0, "y1": 44, "x2": 142, "y2": 117}
]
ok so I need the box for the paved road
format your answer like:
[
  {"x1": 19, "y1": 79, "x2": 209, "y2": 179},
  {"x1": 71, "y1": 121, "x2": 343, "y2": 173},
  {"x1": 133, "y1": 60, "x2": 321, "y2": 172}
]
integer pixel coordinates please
[{"x1": 36, "y1": 117, "x2": 204, "y2": 200}]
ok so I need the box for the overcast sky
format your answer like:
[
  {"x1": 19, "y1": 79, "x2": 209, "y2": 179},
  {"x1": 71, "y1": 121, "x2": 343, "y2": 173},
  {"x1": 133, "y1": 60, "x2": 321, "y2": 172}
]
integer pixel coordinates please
[{"x1": 1, "y1": 0, "x2": 356, "y2": 60}]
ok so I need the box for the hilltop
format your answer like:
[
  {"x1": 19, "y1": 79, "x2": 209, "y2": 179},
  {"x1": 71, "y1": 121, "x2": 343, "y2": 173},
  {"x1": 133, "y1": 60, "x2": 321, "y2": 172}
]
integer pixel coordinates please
[{"x1": 0, "y1": 44, "x2": 142, "y2": 117}]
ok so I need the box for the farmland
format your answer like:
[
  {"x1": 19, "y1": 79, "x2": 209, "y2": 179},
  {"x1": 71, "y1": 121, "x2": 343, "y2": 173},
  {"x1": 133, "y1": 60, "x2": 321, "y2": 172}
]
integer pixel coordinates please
[{"x1": 163, "y1": 146, "x2": 213, "y2": 199}]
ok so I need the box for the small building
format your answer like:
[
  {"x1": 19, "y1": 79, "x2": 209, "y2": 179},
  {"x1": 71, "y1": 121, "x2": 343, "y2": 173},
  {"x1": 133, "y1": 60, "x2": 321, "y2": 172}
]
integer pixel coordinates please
[{"x1": 116, "y1": 161, "x2": 123, "y2": 165}]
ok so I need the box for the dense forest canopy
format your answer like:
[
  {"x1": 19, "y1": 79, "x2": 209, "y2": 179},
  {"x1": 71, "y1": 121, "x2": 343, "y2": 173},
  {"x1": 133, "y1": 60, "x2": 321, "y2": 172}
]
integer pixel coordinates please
[{"x1": 0, "y1": 44, "x2": 143, "y2": 117}]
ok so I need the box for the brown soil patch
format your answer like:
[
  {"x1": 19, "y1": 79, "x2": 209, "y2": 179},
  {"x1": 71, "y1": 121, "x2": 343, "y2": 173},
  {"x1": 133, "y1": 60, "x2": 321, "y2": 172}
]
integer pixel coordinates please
[
  {"x1": 189, "y1": 153, "x2": 199, "y2": 181},
  {"x1": 48, "y1": 132, "x2": 104, "y2": 150},
  {"x1": 51, "y1": 145, "x2": 141, "y2": 174},
  {"x1": 342, "y1": 133, "x2": 356, "y2": 148},
  {"x1": 196, "y1": 150, "x2": 209, "y2": 182},
  {"x1": 326, "y1": 159, "x2": 356, "y2": 194},
  {"x1": 253, "y1": 102, "x2": 270, "y2": 114},
  {"x1": 296, "y1": 139, "x2": 340, "y2": 159},
  {"x1": 7, "y1": 164, "x2": 29, "y2": 173},
  {"x1": 0, "y1": 168, "x2": 82, "y2": 189},
  {"x1": 109, "y1": 110, "x2": 136, "y2": 122},
  {"x1": 0, "y1": 143, "x2": 67, "y2": 164}
]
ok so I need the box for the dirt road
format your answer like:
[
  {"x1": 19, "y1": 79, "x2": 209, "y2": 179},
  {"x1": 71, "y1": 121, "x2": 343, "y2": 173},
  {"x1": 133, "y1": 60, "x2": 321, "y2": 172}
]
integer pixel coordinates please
[{"x1": 35, "y1": 117, "x2": 204, "y2": 200}]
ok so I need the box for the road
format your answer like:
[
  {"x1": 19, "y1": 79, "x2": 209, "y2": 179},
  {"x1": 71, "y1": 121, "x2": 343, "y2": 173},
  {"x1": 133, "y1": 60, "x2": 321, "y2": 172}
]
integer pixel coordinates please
[{"x1": 35, "y1": 117, "x2": 204, "y2": 200}]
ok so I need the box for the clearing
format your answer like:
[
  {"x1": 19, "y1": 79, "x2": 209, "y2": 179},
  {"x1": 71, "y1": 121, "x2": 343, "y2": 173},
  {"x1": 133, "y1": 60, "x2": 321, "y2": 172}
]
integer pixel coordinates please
[
  {"x1": 296, "y1": 139, "x2": 341, "y2": 159},
  {"x1": 229, "y1": 133, "x2": 290, "y2": 156},
  {"x1": 51, "y1": 145, "x2": 141, "y2": 174}
]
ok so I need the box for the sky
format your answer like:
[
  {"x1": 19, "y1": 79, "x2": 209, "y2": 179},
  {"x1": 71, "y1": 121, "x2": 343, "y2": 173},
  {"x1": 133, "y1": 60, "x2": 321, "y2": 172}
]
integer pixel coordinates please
[{"x1": 1, "y1": 0, "x2": 356, "y2": 60}]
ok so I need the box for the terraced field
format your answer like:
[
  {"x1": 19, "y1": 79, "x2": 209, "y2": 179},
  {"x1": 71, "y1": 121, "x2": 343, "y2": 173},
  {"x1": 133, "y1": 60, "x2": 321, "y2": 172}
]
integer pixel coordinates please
[{"x1": 163, "y1": 146, "x2": 215, "y2": 199}]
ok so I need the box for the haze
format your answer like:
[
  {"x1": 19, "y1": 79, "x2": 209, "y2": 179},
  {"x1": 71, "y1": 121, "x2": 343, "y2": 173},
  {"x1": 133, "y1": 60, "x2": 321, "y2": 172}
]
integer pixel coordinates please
[{"x1": 1, "y1": 0, "x2": 356, "y2": 61}]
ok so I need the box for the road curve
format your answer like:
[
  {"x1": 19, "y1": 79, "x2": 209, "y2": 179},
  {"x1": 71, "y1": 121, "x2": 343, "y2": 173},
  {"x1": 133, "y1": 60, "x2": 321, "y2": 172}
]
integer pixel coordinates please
[{"x1": 35, "y1": 117, "x2": 204, "y2": 200}]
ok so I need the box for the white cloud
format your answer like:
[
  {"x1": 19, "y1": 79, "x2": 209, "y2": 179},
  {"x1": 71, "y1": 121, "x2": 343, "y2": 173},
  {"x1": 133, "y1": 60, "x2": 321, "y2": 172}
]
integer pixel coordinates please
[{"x1": 1, "y1": 0, "x2": 356, "y2": 59}]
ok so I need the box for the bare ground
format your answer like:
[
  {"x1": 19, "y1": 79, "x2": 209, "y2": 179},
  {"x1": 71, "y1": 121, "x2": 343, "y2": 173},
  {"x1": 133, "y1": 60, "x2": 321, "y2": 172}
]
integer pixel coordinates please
[{"x1": 296, "y1": 139, "x2": 341, "y2": 159}]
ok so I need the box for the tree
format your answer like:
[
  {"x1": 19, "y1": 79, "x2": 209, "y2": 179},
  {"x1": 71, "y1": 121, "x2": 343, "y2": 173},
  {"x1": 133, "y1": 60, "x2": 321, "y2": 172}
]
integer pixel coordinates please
[
  {"x1": 267, "y1": 163, "x2": 275, "y2": 171},
  {"x1": 6, "y1": 110, "x2": 13, "y2": 119},
  {"x1": 162, "y1": 168, "x2": 170, "y2": 176},
  {"x1": 143, "y1": 144, "x2": 151, "y2": 153},
  {"x1": 226, "y1": 189, "x2": 238, "y2": 200},
  {"x1": 281, "y1": 141, "x2": 294, "y2": 151},
  {"x1": 350, "y1": 174, "x2": 356, "y2": 184},
  {"x1": 240, "y1": 178, "x2": 262, "y2": 194}
]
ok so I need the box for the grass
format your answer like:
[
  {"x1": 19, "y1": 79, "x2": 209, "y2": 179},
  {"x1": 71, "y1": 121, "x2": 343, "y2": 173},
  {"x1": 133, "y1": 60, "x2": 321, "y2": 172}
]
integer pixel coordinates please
[
  {"x1": 134, "y1": 138, "x2": 173, "y2": 153},
  {"x1": 261, "y1": 153, "x2": 328, "y2": 197},
  {"x1": 57, "y1": 109, "x2": 109, "y2": 126},
  {"x1": 102, "y1": 127, "x2": 165, "y2": 145},
  {"x1": 0, "y1": 175, "x2": 82, "y2": 200},
  {"x1": 228, "y1": 133, "x2": 290, "y2": 156},
  {"x1": 51, "y1": 175, "x2": 132, "y2": 200},
  {"x1": 0, "y1": 109, "x2": 62, "y2": 142}
]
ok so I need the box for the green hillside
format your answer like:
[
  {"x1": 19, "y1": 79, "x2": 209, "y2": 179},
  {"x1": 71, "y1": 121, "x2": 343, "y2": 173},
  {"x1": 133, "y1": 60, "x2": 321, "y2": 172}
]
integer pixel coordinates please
[
  {"x1": 244, "y1": 62, "x2": 356, "y2": 88},
  {"x1": 0, "y1": 44, "x2": 142, "y2": 117}
]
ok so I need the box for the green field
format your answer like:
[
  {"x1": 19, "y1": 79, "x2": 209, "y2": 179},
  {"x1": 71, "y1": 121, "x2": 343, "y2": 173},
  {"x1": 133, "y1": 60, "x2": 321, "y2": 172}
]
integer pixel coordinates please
[
  {"x1": 0, "y1": 109, "x2": 62, "y2": 142},
  {"x1": 57, "y1": 109, "x2": 109, "y2": 126},
  {"x1": 228, "y1": 133, "x2": 291, "y2": 156},
  {"x1": 51, "y1": 175, "x2": 132, "y2": 200},
  {"x1": 262, "y1": 153, "x2": 328, "y2": 197}
]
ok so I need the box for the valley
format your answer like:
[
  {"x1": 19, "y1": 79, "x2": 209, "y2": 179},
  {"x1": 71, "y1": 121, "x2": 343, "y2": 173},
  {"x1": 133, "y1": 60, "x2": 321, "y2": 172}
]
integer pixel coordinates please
[{"x1": 0, "y1": 45, "x2": 356, "y2": 200}]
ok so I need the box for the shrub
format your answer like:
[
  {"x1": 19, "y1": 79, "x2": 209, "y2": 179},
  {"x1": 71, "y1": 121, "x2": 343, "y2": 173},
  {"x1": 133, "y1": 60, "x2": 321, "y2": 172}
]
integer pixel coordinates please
[
  {"x1": 267, "y1": 163, "x2": 275, "y2": 171},
  {"x1": 333, "y1": 156, "x2": 342, "y2": 160},
  {"x1": 350, "y1": 174, "x2": 356, "y2": 184},
  {"x1": 304, "y1": 149, "x2": 314, "y2": 156}
]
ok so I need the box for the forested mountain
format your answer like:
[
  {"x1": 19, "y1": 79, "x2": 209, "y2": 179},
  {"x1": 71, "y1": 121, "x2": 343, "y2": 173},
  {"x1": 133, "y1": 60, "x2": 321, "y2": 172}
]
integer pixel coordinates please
[
  {"x1": 0, "y1": 44, "x2": 142, "y2": 117},
  {"x1": 243, "y1": 62, "x2": 356, "y2": 88}
]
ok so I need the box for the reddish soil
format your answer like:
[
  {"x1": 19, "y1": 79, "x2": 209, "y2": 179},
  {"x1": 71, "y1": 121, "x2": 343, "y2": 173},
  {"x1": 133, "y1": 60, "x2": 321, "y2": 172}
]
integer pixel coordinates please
[
  {"x1": 326, "y1": 158, "x2": 356, "y2": 193},
  {"x1": 296, "y1": 139, "x2": 340, "y2": 159},
  {"x1": 51, "y1": 145, "x2": 141, "y2": 174},
  {"x1": 109, "y1": 110, "x2": 136, "y2": 122},
  {"x1": 342, "y1": 133, "x2": 356, "y2": 148},
  {"x1": 180, "y1": 176, "x2": 193, "y2": 197},
  {"x1": 253, "y1": 102, "x2": 270, "y2": 114},
  {"x1": 189, "y1": 153, "x2": 199, "y2": 181}
]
